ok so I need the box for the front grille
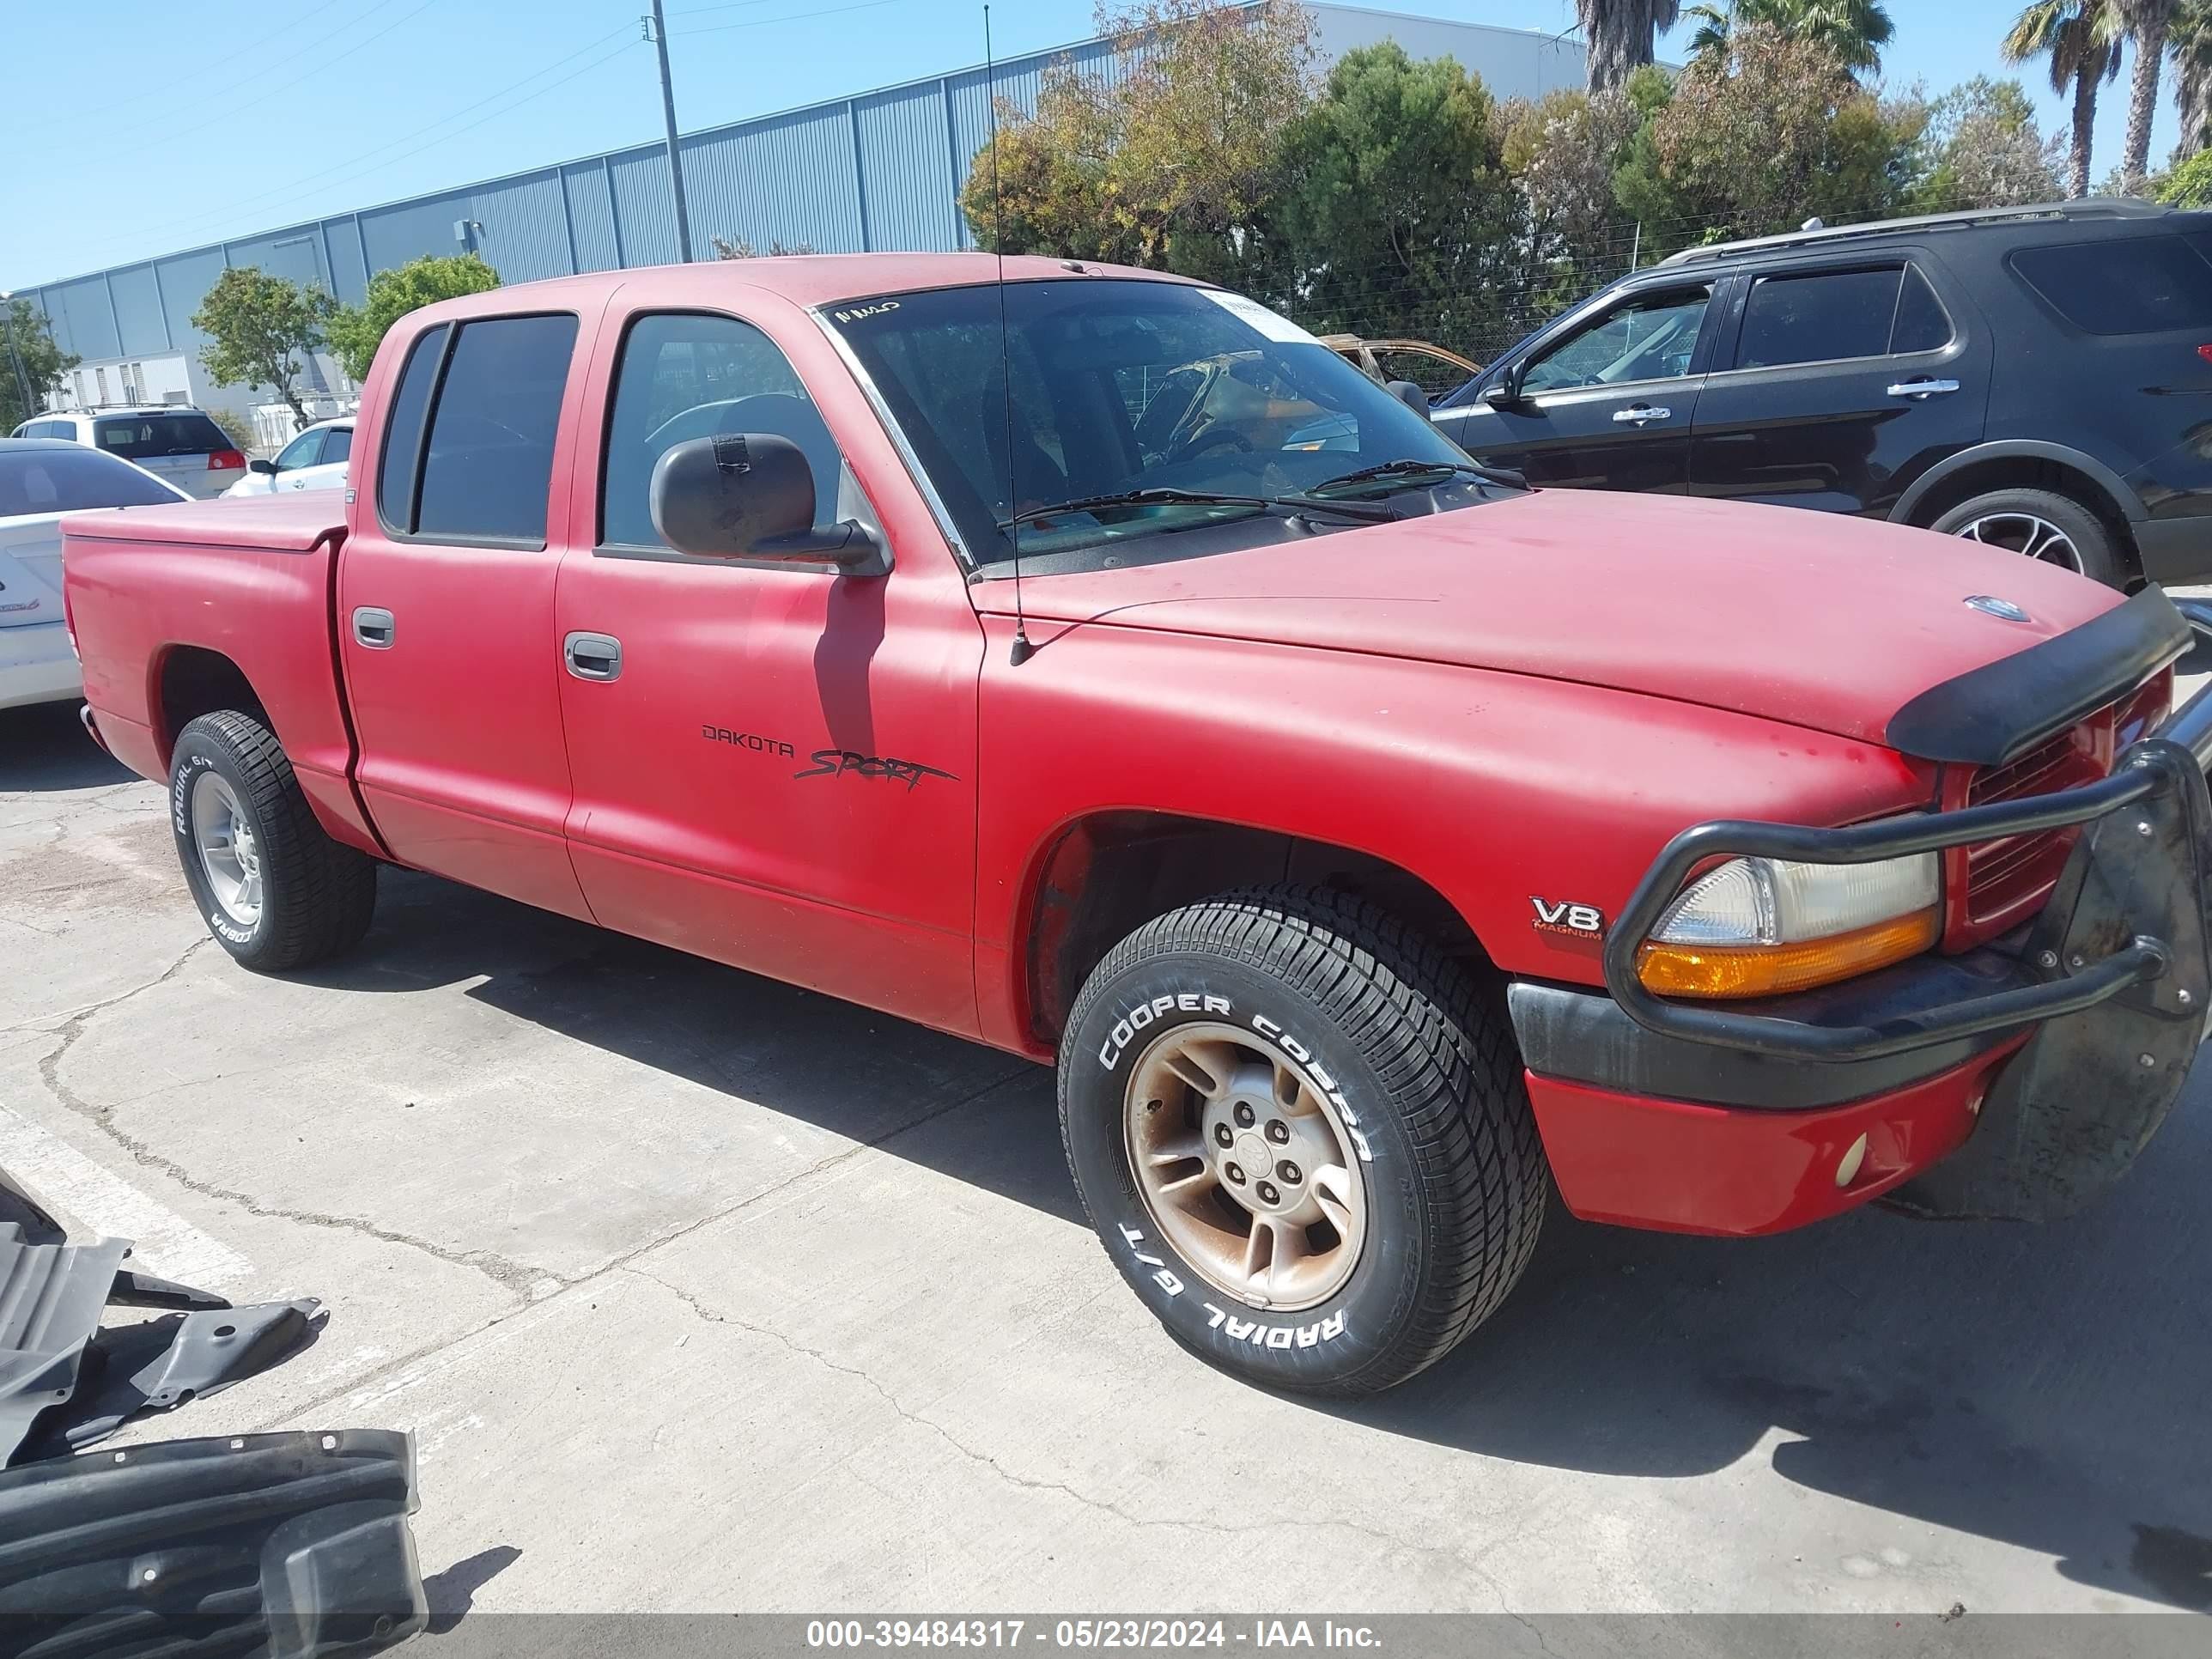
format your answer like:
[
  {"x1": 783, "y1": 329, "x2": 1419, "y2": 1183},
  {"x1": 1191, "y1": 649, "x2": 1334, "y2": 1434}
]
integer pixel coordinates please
[{"x1": 1942, "y1": 671, "x2": 2172, "y2": 949}]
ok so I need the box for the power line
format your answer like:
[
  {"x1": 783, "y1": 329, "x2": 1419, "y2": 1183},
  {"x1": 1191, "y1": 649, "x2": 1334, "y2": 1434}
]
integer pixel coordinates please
[
  {"x1": 677, "y1": 0, "x2": 900, "y2": 37},
  {"x1": 669, "y1": 0, "x2": 793, "y2": 15}
]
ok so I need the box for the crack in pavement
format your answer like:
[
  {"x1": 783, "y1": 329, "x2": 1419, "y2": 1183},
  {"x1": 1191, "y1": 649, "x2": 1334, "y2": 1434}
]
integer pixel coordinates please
[{"x1": 623, "y1": 1262, "x2": 1486, "y2": 1577}]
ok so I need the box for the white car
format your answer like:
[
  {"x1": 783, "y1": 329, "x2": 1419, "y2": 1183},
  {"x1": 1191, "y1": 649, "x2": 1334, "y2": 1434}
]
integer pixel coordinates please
[
  {"x1": 220, "y1": 417, "x2": 354, "y2": 499},
  {"x1": 0, "y1": 439, "x2": 190, "y2": 711},
  {"x1": 10, "y1": 406, "x2": 247, "y2": 500}
]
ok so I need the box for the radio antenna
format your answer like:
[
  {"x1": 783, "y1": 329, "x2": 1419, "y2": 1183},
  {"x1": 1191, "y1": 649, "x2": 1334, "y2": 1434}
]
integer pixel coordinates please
[{"x1": 985, "y1": 3, "x2": 1034, "y2": 666}]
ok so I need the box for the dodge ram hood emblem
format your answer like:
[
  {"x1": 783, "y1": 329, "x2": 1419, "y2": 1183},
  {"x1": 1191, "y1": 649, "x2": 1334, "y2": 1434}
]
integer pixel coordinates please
[{"x1": 1964, "y1": 594, "x2": 2031, "y2": 623}]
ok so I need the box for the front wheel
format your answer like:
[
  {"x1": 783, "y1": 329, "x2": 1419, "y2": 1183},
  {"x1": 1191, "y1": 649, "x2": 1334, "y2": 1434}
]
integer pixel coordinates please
[
  {"x1": 1058, "y1": 886, "x2": 1547, "y2": 1395},
  {"x1": 170, "y1": 710, "x2": 378, "y2": 971}
]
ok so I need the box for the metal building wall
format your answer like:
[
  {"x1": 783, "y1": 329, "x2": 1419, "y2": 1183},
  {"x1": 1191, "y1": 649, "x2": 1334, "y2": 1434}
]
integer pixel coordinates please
[{"x1": 21, "y1": 4, "x2": 1584, "y2": 381}]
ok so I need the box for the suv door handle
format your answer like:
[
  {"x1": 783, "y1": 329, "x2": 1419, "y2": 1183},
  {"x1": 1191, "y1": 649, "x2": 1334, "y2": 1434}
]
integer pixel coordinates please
[
  {"x1": 563, "y1": 631, "x2": 623, "y2": 682},
  {"x1": 1887, "y1": 378, "x2": 1961, "y2": 399},
  {"x1": 1612, "y1": 404, "x2": 1671, "y2": 424},
  {"x1": 351, "y1": 607, "x2": 395, "y2": 649}
]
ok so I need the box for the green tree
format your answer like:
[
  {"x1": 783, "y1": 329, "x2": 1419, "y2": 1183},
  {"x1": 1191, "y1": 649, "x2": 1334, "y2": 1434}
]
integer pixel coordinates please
[
  {"x1": 2157, "y1": 143, "x2": 2212, "y2": 199},
  {"x1": 324, "y1": 252, "x2": 500, "y2": 384},
  {"x1": 2172, "y1": 0, "x2": 2212, "y2": 161},
  {"x1": 1272, "y1": 45, "x2": 1520, "y2": 354},
  {"x1": 1615, "y1": 22, "x2": 1917, "y2": 252},
  {"x1": 1574, "y1": 0, "x2": 1681, "y2": 91},
  {"x1": 1686, "y1": 0, "x2": 1895, "y2": 73},
  {"x1": 2003, "y1": 1, "x2": 2123, "y2": 198},
  {"x1": 1907, "y1": 77, "x2": 2065, "y2": 210},
  {"x1": 191, "y1": 266, "x2": 335, "y2": 428},
  {"x1": 0, "y1": 298, "x2": 77, "y2": 433},
  {"x1": 960, "y1": 0, "x2": 1315, "y2": 270}
]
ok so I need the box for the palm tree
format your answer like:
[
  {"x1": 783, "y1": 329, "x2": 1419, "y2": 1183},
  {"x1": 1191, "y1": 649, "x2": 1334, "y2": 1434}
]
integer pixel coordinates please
[
  {"x1": 2171, "y1": 0, "x2": 2212, "y2": 160},
  {"x1": 2004, "y1": 1, "x2": 2123, "y2": 197},
  {"x1": 1577, "y1": 0, "x2": 1683, "y2": 90},
  {"x1": 2117, "y1": 0, "x2": 2177, "y2": 190},
  {"x1": 1680, "y1": 0, "x2": 1894, "y2": 73}
]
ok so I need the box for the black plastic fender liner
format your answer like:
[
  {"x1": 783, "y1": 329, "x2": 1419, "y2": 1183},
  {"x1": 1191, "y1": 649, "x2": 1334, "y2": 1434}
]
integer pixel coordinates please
[
  {"x1": 0, "y1": 1429, "x2": 426, "y2": 1659},
  {"x1": 1886, "y1": 585, "x2": 2191, "y2": 767},
  {"x1": 0, "y1": 1229, "x2": 134, "y2": 1467}
]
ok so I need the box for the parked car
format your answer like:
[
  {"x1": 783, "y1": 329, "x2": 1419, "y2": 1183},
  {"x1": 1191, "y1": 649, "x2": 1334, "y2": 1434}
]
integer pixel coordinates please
[
  {"x1": 61, "y1": 257, "x2": 2212, "y2": 1396},
  {"x1": 11, "y1": 406, "x2": 248, "y2": 499},
  {"x1": 220, "y1": 416, "x2": 354, "y2": 499},
  {"x1": 1318, "y1": 332, "x2": 1480, "y2": 402},
  {"x1": 1432, "y1": 198, "x2": 2212, "y2": 588},
  {"x1": 0, "y1": 438, "x2": 188, "y2": 711}
]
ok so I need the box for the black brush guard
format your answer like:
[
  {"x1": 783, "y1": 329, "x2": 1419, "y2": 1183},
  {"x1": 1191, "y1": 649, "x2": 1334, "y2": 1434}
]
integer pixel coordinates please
[{"x1": 1600, "y1": 596, "x2": 2212, "y2": 1220}]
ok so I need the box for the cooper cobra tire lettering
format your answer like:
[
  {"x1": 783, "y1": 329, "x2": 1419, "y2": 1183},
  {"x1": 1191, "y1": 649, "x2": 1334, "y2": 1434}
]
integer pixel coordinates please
[{"x1": 1097, "y1": 992, "x2": 1231, "y2": 1071}]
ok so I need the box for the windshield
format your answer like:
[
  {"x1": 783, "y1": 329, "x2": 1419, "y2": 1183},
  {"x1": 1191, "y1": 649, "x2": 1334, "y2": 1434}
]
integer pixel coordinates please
[
  {"x1": 0, "y1": 446, "x2": 183, "y2": 516},
  {"x1": 823, "y1": 279, "x2": 1492, "y2": 568}
]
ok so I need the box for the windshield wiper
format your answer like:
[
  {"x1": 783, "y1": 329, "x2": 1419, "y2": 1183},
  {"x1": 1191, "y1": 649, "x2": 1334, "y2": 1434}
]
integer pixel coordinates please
[
  {"x1": 1308, "y1": 458, "x2": 1527, "y2": 495},
  {"x1": 1001, "y1": 487, "x2": 1395, "y2": 532}
]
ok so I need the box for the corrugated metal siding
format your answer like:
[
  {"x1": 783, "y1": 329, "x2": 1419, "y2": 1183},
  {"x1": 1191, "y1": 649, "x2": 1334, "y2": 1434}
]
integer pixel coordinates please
[{"x1": 21, "y1": 6, "x2": 1585, "y2": 380}]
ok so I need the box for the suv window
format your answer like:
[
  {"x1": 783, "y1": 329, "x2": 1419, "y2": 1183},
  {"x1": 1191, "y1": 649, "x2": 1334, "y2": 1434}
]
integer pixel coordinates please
[
  {"x1": 601, "y1": 312, "x2": 841, "y2": 550},
  {"x1": 413, "y1": 313, "x2": 579, "y2": 544},
  {"x1": 377, "y1": 324, "x2": 447, "y2": 531},
  {"x1": 1521, "y1": 286, "x2": 1711, "y2": 394},
  {"x1": 1891, "y1": 266, "x2": 1954, "y2": 354},
  {"x1": 92, "y1": 412, "x2": 228, "y2": 458},
  {"x1": 2010, "y1": 235, "x2": 2212, "y2": 335},
  {"x1": 1735, "y1": 266, "x2": 1898, "y2": 368}
]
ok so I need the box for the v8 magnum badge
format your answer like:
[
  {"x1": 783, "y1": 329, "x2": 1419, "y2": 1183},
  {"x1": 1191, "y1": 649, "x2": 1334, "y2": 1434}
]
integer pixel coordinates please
[{"x1": 1531, "y1": 896, "x2": 1604, "y2": 937}]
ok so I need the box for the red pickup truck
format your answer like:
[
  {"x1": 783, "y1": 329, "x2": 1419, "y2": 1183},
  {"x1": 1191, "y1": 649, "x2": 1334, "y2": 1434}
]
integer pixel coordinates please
[{"x1": 63, "y1": 256, "x2": 2212, "y2": 1395}]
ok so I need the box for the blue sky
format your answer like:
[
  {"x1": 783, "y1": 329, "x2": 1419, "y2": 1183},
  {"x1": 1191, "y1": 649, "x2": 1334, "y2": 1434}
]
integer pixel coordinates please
[{"x1": 1, "y1": 0, "x2": 2184, "y2": 289}]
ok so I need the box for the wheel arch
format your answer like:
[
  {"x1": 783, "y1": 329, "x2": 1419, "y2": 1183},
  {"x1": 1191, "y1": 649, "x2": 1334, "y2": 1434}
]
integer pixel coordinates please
[
  {"x1": 149, "y1": 644, "x2": 266, "y2": 768},
  {"x1": 1014, "y1": 809, "x2": 1494, "y2": 1051},
  {"x1": 1893, "y1": 442, "x2": 2146, "y2": 574}
]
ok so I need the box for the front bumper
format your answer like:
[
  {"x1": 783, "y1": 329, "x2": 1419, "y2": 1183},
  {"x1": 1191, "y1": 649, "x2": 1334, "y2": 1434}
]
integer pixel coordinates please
[{"x1": 1516, "y1": 599, "x2": 2212, "y2": 1232}]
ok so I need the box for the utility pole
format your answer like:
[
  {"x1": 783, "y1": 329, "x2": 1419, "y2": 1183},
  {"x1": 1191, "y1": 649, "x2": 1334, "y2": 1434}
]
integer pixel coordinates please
[
  {"x1": 645, "y1": 0, "x2": 694, "y2": 263},
  {"x1": 0, "y1": 293, "x2": 36, "y2": 423}
]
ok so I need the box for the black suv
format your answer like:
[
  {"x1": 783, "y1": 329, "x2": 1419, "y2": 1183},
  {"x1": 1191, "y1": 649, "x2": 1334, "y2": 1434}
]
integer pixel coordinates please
[{"x1": 1432, "y1": 199, "x2": 2212, "y2": 587}]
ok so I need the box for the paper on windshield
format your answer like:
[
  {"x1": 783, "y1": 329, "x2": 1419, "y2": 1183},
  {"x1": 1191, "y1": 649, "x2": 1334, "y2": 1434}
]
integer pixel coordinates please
[{"x1": 1200, "y1": 289, "x2": 1325, "y2": 346}]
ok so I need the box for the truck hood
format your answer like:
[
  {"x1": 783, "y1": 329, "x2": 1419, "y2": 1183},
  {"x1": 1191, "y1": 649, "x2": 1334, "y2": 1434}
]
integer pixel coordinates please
[{"x1": 987, "y1": 490, "x2": 2124, "y2": 747}]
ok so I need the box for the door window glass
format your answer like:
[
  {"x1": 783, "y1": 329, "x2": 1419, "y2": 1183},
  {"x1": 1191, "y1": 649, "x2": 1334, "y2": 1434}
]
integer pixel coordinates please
[
  {"x1": 1891, "y1": 266, "x2": 1954, "y2": 354},
  {"x1": 274, "y1": 428, "x2": 324, "y2": 470},
  {"x1": 1735, "y1": 267, "x2": 1903, "y2": 369},
  {"x1": 376, "y1": 323, "x2": 447, "y2": 531},
  {"x1": 601, "y1": 311, "x2": 842, "y2": 550},
  {"x1": 1521, "y1": 287, "x2": 1711, "y2": 394},
  {"x1": 2012, "y1": 235, "x2": 2212, "y2": 334},
  {"x1": 322, "y1": 425, "x2": 353, "y2": 465},
  {"x1": 414, "y1": 313, "x2": 579, "y2": 544}
]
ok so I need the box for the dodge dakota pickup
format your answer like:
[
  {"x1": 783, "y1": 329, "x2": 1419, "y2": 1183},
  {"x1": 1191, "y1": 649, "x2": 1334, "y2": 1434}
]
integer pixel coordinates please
[{"x1": 63, "y1": 256, "x2": 2212, "y2": 1395}]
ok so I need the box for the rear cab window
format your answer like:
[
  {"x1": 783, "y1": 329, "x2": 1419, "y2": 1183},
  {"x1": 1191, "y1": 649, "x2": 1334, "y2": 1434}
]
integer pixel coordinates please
[
  {"x1": 2009, "y1": 234, "x2": 2212, "y2": 334},
  {"x1": 376, "y1": 313, "x2": 580, "y2": 545},
  {"x1": 92, "y1": 412, "x2": 229, "y2": 458}
]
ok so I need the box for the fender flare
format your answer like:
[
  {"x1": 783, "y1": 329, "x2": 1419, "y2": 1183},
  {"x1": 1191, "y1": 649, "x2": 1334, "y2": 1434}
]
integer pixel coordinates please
[{"x1": 1890, "y1": 440, "x2": 2146, "y2": 526}]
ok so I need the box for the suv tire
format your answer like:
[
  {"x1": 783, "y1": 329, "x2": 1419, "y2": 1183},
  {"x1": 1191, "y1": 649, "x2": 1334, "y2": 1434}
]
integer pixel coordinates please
[
  {"x1": 1058, "y1": 885, "x2": 1546, "y2": 1395},
  {"x1": 170, "y1": 710, "x2": 378, "y2": 972},
  {"x1": 1928, "y1": 488, "x2": 2124, "y2": 588}
]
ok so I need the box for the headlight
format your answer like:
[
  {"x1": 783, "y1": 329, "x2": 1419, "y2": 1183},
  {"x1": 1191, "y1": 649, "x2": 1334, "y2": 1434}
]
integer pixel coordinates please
[{"x1": 1636, "y1": 852, "x2": 1941, "y2": 1000}]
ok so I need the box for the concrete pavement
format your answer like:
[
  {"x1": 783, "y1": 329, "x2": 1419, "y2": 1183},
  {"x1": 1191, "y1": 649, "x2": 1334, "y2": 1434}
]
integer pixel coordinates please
[{"x1": 3, "y1": 697, "x2": 2209, "y2": 1618}]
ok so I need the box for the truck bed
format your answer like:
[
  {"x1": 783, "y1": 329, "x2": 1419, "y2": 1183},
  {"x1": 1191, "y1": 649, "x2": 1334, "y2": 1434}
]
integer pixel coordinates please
[{"x1": 63, "y1": 493, "x2": 377, "y2": 856}]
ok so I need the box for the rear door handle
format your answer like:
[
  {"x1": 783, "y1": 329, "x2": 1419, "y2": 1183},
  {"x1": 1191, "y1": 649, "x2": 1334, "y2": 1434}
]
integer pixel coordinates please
[
  {"x1": 1887, "y1": 378, "x2": 1961, "y2": 399},
  {"x1": 351, "y1": 606, "x2": 395, "y2": 649},
  {"x1": 563, "y1": 631, "x2": 623, "y2": 682},
  {"x1": 1612, "y1": 404, "x2": 1671, "y2": 424}
]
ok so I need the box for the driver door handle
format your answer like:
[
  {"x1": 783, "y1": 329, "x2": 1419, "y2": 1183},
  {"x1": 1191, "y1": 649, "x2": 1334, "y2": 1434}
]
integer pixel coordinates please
[
  {"x1": 1612, "y1": 404, "x2": 1671, "y2": 424},
  {"x1": 1887, "y1": 378, "x2": 1961, "y2": 399},
  {"x1": 351, "y1": 607, "x2": 395, "y2": 649},
  {"x1": 564, "y1": 631, "x2": 623, "y2": 683}
]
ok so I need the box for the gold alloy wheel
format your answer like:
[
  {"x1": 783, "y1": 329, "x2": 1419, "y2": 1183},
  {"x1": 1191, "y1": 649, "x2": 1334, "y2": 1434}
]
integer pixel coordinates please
[{"x1": 1122, "y1": 1020, "x2": 1369, "y2": 1311}]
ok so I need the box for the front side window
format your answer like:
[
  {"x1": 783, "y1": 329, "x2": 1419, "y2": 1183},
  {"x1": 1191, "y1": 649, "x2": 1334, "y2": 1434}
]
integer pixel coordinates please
[
  {"x1": 824, "y1": 280, "x2": 1484, "y2": 568},
  {"x1": 1520, "y1": 287, "x2": 1711, "y2": 394},
  {"x1": 601, "y1": 312, "x2": 841, "y2": 550},
  {"x1": 2012, "y1": 235, "x2": 2212, "y2": 335},
  {"x1": 410, "y1": 313, "x2": 579, "y2": 544},
  {"x1": 274, "y1": 428, "x2": 324, "y2": 471}
]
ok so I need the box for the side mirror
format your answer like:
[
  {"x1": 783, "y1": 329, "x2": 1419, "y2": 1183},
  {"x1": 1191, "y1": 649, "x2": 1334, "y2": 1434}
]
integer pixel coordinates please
[
  {"x1": 1480, "y1": 371, "x2": 1522, "y2": 410},
  {"x1": 649, "y1": 434, "x2": 884, "y2": 570},
  {"x1": 248, "y1": 458, "x2": 277, "y2": 476},
  {"x1": 1386, "y1": 379, "x2": 1429, "y2": 416}
]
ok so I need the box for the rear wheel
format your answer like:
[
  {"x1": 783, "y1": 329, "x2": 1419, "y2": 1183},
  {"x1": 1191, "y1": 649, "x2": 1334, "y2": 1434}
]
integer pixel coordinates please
[
  {"x1": 1929, "y1": 488, "x2": 2123, "y2": 587},
  {"x1": 1058, "y1": 885, "x2": 1547, "y2": 1395},
  {"x1": 170, "y1": 710, "x2": 377, "y2": 971}
]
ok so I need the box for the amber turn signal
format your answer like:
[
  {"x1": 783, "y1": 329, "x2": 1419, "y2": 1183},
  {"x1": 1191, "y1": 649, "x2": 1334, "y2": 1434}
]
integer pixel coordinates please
[{"x1": 1635, "y1": 908, "x2": 1941, "y2": 1000}]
